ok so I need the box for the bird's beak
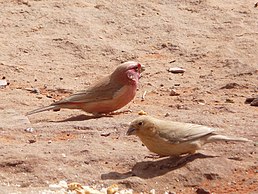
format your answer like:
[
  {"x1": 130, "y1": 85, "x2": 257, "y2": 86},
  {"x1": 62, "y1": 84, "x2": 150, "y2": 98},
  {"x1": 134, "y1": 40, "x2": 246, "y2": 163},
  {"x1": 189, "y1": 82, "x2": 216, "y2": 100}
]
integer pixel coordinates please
[
  {"x1": 139, "y1": 64, "x2": 145, "y2": 79},
  {"x1": 126, "y1": 127, "x2": 136, "y2": 136},
  {"x1": 140, "y1": 64, "x2": 145, "y2": 73}
]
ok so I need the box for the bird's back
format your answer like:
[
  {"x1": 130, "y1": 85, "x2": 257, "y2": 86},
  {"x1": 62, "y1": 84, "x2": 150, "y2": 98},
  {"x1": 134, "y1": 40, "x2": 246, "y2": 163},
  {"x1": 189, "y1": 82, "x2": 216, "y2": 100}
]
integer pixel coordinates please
[{"x1": 153, "y1": 118, "x2": 216, "y2": 144}]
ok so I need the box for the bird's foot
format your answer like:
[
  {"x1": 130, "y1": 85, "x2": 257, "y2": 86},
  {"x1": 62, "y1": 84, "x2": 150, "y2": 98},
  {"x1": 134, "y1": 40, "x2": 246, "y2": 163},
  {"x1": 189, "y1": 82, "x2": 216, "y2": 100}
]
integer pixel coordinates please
[
  {"x1": 92, "y1": 113, "x2": 105, "y2": 117},
  {"x1": 144, "y1": 153, "x2": 165, "y2": 159},
  {"x1": 109, "y1": 109, "x2": 133, "y2": 115}
]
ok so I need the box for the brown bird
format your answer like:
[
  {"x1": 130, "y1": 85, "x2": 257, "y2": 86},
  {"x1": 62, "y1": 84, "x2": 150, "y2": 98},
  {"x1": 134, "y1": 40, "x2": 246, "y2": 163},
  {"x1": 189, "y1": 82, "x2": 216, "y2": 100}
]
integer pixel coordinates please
[
  {"x1": 26, "y1": 61, "x2": 143, "y2": 116},
  {"x1": 127, "y1": 115, "x2": 250, "y2": 157}
]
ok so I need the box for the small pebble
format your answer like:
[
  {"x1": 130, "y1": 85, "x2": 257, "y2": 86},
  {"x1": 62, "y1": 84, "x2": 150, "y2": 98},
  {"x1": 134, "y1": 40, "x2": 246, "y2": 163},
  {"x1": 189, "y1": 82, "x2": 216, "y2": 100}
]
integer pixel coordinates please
[
  {"x1": 250, "y1": 98, "x2": 258, "y2": 106},
  {"x1": 169, "y1": 60, "x2": 176, "y2": 63},
  {"x1": 169, "y1": 89, "x2": 179, "y2": 96},
  {"x1": 46, "y1": 94, "x2": 52, "y2": 98},
  {"x1": 25, "y1": 88, "x2": 40, "y2": 94},
  {"x1": 164, "y1": 113, "x2": 170, "y2": 117},
  {"x1": 168, "y1": 67, "x2": 185, "y2": 73},
  {"x1": 245, "y1": 97, "x2": 255, "y2": 104},
  {"x1": 196, "y1": 188, "x2": 210, "y2": 194},
  {"x1": 220, "y1": 83, "x2": 239, "y2": 89},
  {"x1": 0, "y1": 79, "x2": 7, "y2": 88},
  {"x1": 225, "y1": 98, "x2": 234, "y2": 103},
  {"x1": 101, "y1": 132, "x2": 111, "y2": 137},
  {"x1": 197, "y1": 99, "x2": 206, "y2": 105},
  {"x1": 141, "y1": 91, "x2": 147, "y2": 101},
  {"x1": 24, "y1": 127, "x2": 35, "y2": 133},
  {"x1": 28, "y1": 139, "x2": 36, "y2": 144},
  {"x1": 165, "y1": 192, "x2": 176, "y2": 194}
]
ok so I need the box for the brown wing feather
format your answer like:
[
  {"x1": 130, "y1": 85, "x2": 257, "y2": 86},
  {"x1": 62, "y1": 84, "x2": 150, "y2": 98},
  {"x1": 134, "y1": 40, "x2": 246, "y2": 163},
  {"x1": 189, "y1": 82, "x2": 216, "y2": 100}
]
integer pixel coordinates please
[
  {"x1": 52, "y1": 76, "x2": 123, "y2": 105},
  {"x1": 155, "y1": 119, "x2": 216, "y2": 143}
]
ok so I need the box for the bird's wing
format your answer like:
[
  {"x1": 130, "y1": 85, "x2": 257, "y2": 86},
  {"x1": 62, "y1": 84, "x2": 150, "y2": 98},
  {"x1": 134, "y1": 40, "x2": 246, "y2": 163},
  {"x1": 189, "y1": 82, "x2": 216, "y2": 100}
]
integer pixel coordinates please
[
  {"x1": 157, "y1": 121, "x2": 217, "y2": 144},
  {"x1": 53, "y1": 76, "x2": 123, "y2": 105}
]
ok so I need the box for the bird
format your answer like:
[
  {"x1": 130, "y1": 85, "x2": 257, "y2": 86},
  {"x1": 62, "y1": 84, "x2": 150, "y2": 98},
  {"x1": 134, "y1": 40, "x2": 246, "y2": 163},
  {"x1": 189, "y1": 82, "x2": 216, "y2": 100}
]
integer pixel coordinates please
[
  {"x1": 26, "y1": 61, "x2": 143, "y2": 116},
  {"x1": 127, "y1": 115, "x2": 250, "y2": 157}
]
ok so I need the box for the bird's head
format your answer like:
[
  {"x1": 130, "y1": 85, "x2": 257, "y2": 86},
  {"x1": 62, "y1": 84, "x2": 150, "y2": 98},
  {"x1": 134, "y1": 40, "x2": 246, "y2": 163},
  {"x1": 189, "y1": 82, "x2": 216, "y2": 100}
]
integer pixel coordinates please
[
  {"x1": 111, "y1": 61, "x2": 144, "y2": 84},
  {"x1": 126, "y1": 115, "x2": 155, "y2": 136}
]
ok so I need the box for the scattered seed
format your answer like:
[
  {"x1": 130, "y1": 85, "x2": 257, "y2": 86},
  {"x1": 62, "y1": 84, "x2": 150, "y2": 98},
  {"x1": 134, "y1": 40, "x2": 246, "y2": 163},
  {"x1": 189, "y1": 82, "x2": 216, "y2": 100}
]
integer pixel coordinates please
[
  {"x1": 138, "y1": 110, "x2": 147, "y2": 115},
  {"x1": 107, "y1": 184, "x2": 119, "y2": 194}
]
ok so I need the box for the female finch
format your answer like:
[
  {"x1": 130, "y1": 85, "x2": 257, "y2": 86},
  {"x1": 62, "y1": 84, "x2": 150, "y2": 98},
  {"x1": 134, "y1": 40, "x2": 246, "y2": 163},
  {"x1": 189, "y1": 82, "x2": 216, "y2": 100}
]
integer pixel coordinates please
[
  {"x1": 27, "y1": 61, "x2": 143, "y2": 116},
  {"x1": 127, "y1": 115, "x2": 250, "y2": 157}
]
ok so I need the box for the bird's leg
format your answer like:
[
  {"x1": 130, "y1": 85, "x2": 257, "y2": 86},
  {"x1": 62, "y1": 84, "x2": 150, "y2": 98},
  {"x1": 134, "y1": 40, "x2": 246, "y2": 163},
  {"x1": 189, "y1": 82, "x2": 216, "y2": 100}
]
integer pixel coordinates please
[
  {"x1": 144, "y1": 153, "x2": 166, "y2": 159},
  {"x1": 109, "y1": 109, "x2": 133, "y2": 115},
  {"x1": 92, "y1": 113, "x2": 106, "y2": 117}
]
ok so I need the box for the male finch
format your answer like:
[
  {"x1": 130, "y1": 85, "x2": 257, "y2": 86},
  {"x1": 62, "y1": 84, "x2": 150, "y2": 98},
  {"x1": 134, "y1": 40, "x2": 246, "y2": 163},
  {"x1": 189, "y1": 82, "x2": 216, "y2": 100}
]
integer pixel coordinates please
[
  {"x1": 127, "y1": 115, "x2": 250, "y2": 157},
  {"x1": 27, "y1": 61, "x2": 143, "y2": 116}
]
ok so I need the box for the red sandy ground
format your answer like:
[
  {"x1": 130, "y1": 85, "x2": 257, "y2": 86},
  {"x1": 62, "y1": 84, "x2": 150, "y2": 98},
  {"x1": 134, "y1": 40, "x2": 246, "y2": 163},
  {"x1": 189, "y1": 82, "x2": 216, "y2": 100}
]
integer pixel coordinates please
[{"x1": 0, "y1": 0, "x2": 257, "y2": 193}]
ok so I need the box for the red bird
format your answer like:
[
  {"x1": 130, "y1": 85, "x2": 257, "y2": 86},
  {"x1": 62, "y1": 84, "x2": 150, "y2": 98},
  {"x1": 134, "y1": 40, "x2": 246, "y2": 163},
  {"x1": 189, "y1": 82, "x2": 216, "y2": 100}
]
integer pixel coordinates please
[{"x1": 26, "y1": 61, "x2": 143, "y2": 116}]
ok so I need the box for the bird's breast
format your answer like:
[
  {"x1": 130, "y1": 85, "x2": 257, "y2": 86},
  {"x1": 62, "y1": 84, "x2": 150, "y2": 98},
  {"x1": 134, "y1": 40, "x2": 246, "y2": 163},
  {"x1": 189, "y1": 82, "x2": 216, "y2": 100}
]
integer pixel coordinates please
[
  {"x1": 138, "y1": 134, "x2": 200, "y2": 157},
  {"x1": 81, "y1": 84, "x2": 137, "y2": 114}
]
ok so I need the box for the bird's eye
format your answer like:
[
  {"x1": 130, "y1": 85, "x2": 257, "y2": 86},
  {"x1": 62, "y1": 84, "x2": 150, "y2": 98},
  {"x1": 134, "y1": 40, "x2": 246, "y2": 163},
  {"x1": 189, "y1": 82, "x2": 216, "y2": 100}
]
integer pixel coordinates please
[{"x1": 138, "y1": 121, "x2": 143, "y2": 126}]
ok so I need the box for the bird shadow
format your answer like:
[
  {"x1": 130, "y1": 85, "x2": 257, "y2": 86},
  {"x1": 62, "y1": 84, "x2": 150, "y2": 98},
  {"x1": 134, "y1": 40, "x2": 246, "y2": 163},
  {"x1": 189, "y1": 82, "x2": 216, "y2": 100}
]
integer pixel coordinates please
[
  {"x1": 51, "y1": 109, "x2": 131, "y2": 122},
  {"x1": 52, "y1": 114, "x2": 112, "y2": 122},
  {"x1": 101, "y1": 153, "x2": 217, "y2": 180}
]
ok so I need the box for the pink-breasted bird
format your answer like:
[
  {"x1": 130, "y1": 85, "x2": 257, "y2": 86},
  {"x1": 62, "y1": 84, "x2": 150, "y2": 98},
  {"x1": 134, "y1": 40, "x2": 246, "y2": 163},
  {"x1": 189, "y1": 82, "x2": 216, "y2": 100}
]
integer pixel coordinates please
[{"x1": 26, "y1": 61, "x2": 143, "y2": 116}]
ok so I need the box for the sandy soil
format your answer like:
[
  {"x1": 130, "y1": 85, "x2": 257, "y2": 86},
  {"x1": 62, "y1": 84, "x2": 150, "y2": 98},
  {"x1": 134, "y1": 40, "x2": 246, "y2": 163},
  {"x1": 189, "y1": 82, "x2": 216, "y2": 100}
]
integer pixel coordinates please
[{"x1": 0, "y1": 0, "x2": 257, "y2": 193}]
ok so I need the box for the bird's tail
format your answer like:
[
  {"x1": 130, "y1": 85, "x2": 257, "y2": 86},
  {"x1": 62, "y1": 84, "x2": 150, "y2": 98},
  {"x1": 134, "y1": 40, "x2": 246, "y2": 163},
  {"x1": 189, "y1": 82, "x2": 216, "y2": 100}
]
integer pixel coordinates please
[
  {"x1": 26, "y1": 105, "x2": 59, "y2": 116},
  {"x1": 207, "y1": 134, "x2": 250, "y2": 143}
]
